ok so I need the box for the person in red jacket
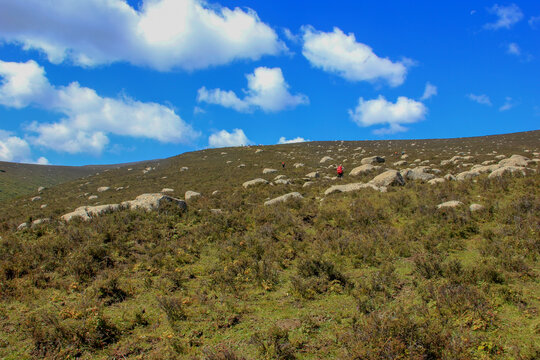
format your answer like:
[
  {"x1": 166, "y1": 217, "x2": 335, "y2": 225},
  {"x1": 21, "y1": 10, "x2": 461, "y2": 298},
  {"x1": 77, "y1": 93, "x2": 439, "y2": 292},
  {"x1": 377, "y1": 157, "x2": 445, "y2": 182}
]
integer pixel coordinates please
[{"x1": 337, "y1": 165, "x2": 344, "y2": 178}]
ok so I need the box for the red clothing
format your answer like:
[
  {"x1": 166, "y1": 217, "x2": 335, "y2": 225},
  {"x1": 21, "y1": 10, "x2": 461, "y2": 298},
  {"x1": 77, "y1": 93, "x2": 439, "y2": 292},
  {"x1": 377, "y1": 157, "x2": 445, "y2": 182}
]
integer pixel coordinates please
[{"x1": 337, "y1": 166, "x2": 343, "y2": 175}]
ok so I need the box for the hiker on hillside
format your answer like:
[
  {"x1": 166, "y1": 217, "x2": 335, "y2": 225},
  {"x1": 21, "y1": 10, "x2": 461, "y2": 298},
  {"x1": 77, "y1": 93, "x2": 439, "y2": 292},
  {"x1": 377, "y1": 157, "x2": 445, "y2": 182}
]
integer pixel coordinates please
[
  {"x1": 282, "y1": 162, "x2": 285, "y2": 168},
  {"x1": 337, "y1": 165, "x2": 344, "y2": 178}
]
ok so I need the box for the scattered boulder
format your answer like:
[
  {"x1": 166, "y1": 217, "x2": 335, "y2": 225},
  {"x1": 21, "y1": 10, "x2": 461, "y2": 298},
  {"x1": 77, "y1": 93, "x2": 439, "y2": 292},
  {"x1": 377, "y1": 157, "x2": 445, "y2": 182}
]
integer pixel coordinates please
[
  {"x1": 180, "y1": 167, "x2": 189, "y2": 171},
  {"x1": 31, "y1": 196, "x2": 41, "y2": 202},
  {"x1": 498, "y1": 154, "x2": 531, "y2": 167},
  {"x1": 88, "y1": 195, "x2": 98, "y2": 200},
  {"x1": 17, "y1": 223, "x2": 28, "y2": 231},
  {"x1": 212, "y1": 190, "x2": 220, "y2": 196},
  {"x1": 349, "y1": 164, "x2": 380, "y2": 176},
  {"x1": 32, "y1": 218, "x2": 51, "y2": 227},
  {"x1": 294, "y1": 163, "x2": 305, "y2": 168},
  {"x1": 40, "y1": 204, "x2": 48, "y2": 209},
  {"x1": 116, "y1": 187, "x2": 124, "y2": 191},
  {"x1": 401, "y1": 154, "x2": 409, "y2": 159},
  {"x1": 274, "y1": 175, "x2": 287, "y2": 180},
  {"x1": 255, "y1": 149, "x2": 263, "y2": 153},
  {"x1": 243, "y1": 178, "x2": 269, "y2": 188},
  {"x1": 210, "y1": 209, "x2": 223, "y2": 215},
  {"x1": 456, "y1": 170, "x2": 480, "y2": 181},
  {"x1": 469, "y1": 204, "x2": 485, "y2": 212},
  {"x1": 488, "y1": 166, "x2": 533, "y2": 179},
  {"x1": 361, "y1": 156, "x2": 385, "y2": 165},
  {"x1": 97, "y1": 186, "x2": 110, "y2": 192},
  {"x1": 437, "y1": 200, "x2": 464, "y2": 209},
  {"x1": 428, "y1": 178, "x2": 445, "y2": 185},
  {"x1": 185, "y1": 191, "x2": 201, "y2": 200},
  {"x1": 369, "y1": 170, "x2": 405, "y2": 187},
  {"x1": 264, "y1": 192, "x2": 303, "y2": 206},
  {"x1": 444, "y1": 174, "x2": 456, "y2": 181},
  {"x1": 302, "y1": 181, "x2": 314, "y2": 188},
  {"x1": 324, "y1": 182, "x2": 384, "y2": 195},
  {"x1": 275, "y1": 179, "x2": 291, "y2": 185},
  {"x1": 123, "y1": 194, "x2": 186, "y2": 212},
  {"x1": 161, "y1": 188, "x2": 174, "y2": 193},
  {"x1": 37, "y1": 186, "x2": 46, "y2": 192},
  {"x1": 263, "y1": 168, "x2": 278, "y2": 174},
  {"x1": 320, "y1": 156, "x2": 334, "y2": 164},
  {"x1": 305, "y1": 172, "x2": 320, "y2": 179},
  {"x1": 393, "y1": 160, "x2": 407, "y2": 166},
  {"x1": 405, "y1": 167, "x2": 435, "y2": 181},
  {"x1": 238, "y1": 164, "x2": 246, "y2": 168}
]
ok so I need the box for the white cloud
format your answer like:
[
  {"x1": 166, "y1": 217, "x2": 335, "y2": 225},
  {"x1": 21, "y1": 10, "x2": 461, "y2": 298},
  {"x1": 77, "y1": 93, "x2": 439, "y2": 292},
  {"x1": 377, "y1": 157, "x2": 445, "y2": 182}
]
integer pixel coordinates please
[
  {"x1": 348, "y1": 96, "x2": 427, "y2": 134},
  {"x1": 485, "y1": 4, "x2": 523, "y2": 30},
  {"x1": 420, "y1": 82, "x2": 437, "y2": 100},
  {"x1": 197, "y1": 67, "x2": 308, "y2": 112},
  {"x1": 467, "y1": 93, "x2": 492, "y2": 106},
  {"x1": 208, "y1": 128, "x2": 250, "y2": 148},
  {"x1": 507, "y1": 42, "x2": 521, "y2": 55},
  {"x1": 0, "y1": 60, "x2": 199, "y2": 154},
  {"x1": 0, "y1": 0, "x2": 285, "y2": 71},
  {"x1": 278, "y1": 136, "x2": 309, "y2": 144},
  {"x1": 499, "y1": 97, "x2": 515, "y2": 111},
  {"x1": 0, "y1": 130, "x2": 48, "y2": 164},
  {"x1": 301, "y1": 26, "x2": 408, "y2": 87}
]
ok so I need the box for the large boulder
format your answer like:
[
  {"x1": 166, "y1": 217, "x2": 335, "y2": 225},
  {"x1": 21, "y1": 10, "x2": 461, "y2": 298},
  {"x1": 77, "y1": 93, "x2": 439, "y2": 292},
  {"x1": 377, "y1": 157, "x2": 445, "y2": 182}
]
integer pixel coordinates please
[
  {"x1": 405, "y1": 167, "x2": 435, "y2": 181},
  {"x1": 498, "y1": 154, "x2": 531, "y2": 167},
  {"x1": 488, "y1": 166, "x2": 533, "y2": 179},
  {"x1": 305, "y1": 172, "x2": 320, "y2": 178},
  {"x1": 263, "y1": 168, "x2": 278, "y2": 174},
  {"x1": 369, "y1": 170, "x2": 405, "y2": 187},
  {"x1": 361, "y1": 156, "x2": 385, "y2": 165},
  {"x1": 264, "y1": 192, "x2": 303, "y2": 206},
  {"x1": 243, "y1": 178, "x2": 269, "y2": 188},
  {"x1": 324, "y1": 182, "x2": 384, "y2": 195},
  {"x1": 456, "y1": 170, "x2": 480, "y2": 181},
  {"x1": 349, "y1": 164, "x2": 380, "y2": 176}
]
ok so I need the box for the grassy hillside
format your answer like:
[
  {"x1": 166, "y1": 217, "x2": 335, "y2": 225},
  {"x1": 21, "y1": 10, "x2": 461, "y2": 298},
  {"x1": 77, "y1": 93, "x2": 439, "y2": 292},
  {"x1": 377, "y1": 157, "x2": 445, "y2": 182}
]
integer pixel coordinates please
[
  {"x1": 0, "y1": 130, "x2": 539, "y2": 359},
  {"x1": 0, "y1": 162, "x2": 120, "y2": 202}
]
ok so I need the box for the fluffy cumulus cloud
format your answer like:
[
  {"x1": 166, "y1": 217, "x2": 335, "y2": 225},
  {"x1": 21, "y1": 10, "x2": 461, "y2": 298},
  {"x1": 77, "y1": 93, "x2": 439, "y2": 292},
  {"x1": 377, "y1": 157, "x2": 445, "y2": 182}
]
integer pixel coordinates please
[
  {"x1": 197, "y1": 67, "x2": 308, "y2": 112},
  {"x1": 349, "y1": 96, "x2": 427, "y2": 134},
  {"x1": 208, "y1": 128, "x2": 250, "y2": 148},
  {"x1": 278, "y1": 136, "x2": 309, "y2": 144},
  {"x1": 0, "y1": 60, "x2": 198, "y2": 154},
  {"x1": 420, "y1": 82, "x2": 437, "y2": 100},
  {"x1": 485, "y1": 4, "x2": 523, "y2": 30},
  {"x1": 0, "y1": 130, "x2": 48, "y2": 164},
  {"x1": 530, "y1": 16, "x2": 540, "y2": 29},
  {"x1": 0, "y1": 0, "x2": 285, "y2": 71},
  {"x1": 302, "y1": 27, "x2": 408, "y2": 87},
  {"x1": 467, "y1": 93, "x2": 492, "y2": 106}
]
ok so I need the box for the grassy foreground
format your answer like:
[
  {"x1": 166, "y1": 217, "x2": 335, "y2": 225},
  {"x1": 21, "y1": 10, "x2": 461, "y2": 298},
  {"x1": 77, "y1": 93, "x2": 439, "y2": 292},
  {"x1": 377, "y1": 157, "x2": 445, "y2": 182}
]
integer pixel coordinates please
[{"x1": 0, "y1": 131, "x2": 539, "y2": 359}]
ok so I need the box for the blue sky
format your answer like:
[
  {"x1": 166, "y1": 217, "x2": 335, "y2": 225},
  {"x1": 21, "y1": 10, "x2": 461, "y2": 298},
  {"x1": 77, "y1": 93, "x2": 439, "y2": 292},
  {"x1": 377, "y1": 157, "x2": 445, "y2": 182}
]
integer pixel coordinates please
[{"x1": 0, "y1": 0, "x2": 538, "y2": 165}]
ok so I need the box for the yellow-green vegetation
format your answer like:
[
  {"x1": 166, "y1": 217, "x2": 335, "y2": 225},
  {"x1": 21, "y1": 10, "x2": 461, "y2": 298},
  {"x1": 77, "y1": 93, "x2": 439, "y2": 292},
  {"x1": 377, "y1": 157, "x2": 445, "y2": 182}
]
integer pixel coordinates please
[{"x1": 0, "y1": 131, "x2": 539, "y2": 359}]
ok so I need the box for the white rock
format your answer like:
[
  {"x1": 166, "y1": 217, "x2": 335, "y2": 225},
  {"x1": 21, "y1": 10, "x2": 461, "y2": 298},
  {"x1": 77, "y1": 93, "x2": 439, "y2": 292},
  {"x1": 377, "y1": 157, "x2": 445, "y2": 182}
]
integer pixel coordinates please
[
  {"x1": 488, "y1": 166, "x2": 533, "y2": 179},
  {"x1": 274, "y1": 175, "x2": 287, "y2": 180},
  {"x1": 498, "y1": 155, "x2": 531, "y2": 167},
  {"x1": 32, "y1": 218, "x2": 51, "y2": 227},
  {"x1": 324, "y1": 182, "x2": 384, "y2": 195},
  {"x1": 161, "y1": 188, "x2": 174, "y2": 193},
  {"x1": 40, "y1": 204, "x2": 48, "y2": 209},
  {"x1": 185, "y1": 191, "x2": 201, "y2": 200},
  {"x1": 305, "y1": 172, "x2": 320, "y2": 178},
  {"x1": 393, "y1": 160, "x2": 407, "y2": 166},
  {"x1": 264, "y1": 192, "x2": 303, "y2": 206},
  {"x1": 255, "y1": 149, "x2": 263, "y2": 153},
  {"x1": 428, "y1": 178, "x2": 445, "y2": 185},
  {"x1": 263, "y1": 168, "x2": 278, "y2": 174},
  {"x1": 37, "y1": 186, "x2": 46, "y2": 192},
  {"x1": 88, "y1": 195, "x2": 98, "y2": 200},
  {"x1": 243, "y1": 178, "x2": 269, "y2": 188},
  {"x1": 369, "y1": 170, "x2": 405, "y2": 187},
  {"x1": 303, "y1": 181, "x2": 314, "y2": 188},
  {"x1": 293, "y1": 163, "x2": 304, "y2": 168},
  {"x1": 469, "y1": 204, "x2": 485, "y2": 212},
  {"x1": 31, "y1": 196, "x2": 41, "y2": 202},
  {"x1": 437, "y1": 200, "x2": 464, "y2": 209},
  {"x1": 180, "y1": 167, "x2": 189, "y2": 171},
  {"x1": 17, "y1": 223, "x2": 28, "y2": 230},
  {"x1": 97, "y1": 186, "x2": 110, "y2": 192},
  {"x1": 320, "y1": 156, "x2": 334, "y2": 164},
  {"x1": 349, "y1": 164, "x2": 380, "y2": 176},
  {"x1": 274, "y1": 179, "x2": 291, "y2": 185},
  {"x1": 361, "y1": 156, "x2": 385, "y2": 165}
]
